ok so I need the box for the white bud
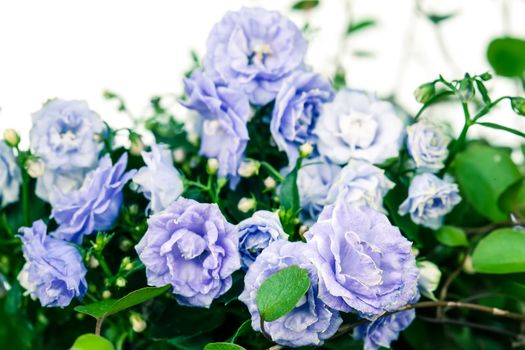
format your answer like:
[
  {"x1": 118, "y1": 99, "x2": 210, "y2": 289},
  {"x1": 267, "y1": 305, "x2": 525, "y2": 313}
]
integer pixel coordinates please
[
  {"x1": 130, "y1": 313, "x2": 147, "y2": 333},
  {"x1": 463, "y1": 255, "x2": 475, "y2": 275},
  {"x1": 3, "y1": 128, "x2": 19, "y2": 147},
  {"x1": 89, "y1": 256, "x2": 100, "y2": 269},
  {"x1": 417, "y1": 261, "x2": 441, "y2": 300},
  {"x1": 129, "y1": 136, "x2": 145, "y2": 156},
  {"x1": 25, "y1": 159, "x2": 45, "y2": 178},
  {"x1": 299, "y1": 224, "x2": 309, "y2": 236},
  {"x1": 115, "y1": 277, "x2": 127, "y2": 288},
  {"x1": 207, "y1": 158, "x2": 219, "y2": 175},
  {"x1": 238, "y1": 160, "x2": 259, "y2": 178},
  {"x1": 102, "y1": 290, "x2": 112, "y2": 299},
  {"x1": 264, "y1": 177, "x2": 277, "y2": 190},
  {"x1": 119, "y1": 239, "x2": 133, "y2": 252},
  {"x1": 237, "y1": 197, "x2": 256, "y2": 213},
  {"x1": 187, "y1": 132, "x2": 199, "y2": 146},
  {"x1": 173, "y1": 148, "x2": 186, "y2": 163},
  {"x1": 299, "y1": 143, "x2": 313, "y2": 158}
]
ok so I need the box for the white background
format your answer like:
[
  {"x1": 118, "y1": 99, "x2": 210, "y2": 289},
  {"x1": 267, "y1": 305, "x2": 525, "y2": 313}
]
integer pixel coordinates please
[{"x1": 1, "y1": 0, "x2": 524, "y2": 148}]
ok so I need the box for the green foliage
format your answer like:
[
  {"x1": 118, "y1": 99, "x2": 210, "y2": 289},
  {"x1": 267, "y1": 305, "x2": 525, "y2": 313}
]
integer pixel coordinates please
[
  {"x1": 487, "y1": 37, "x2": 525, "y2": 77},
  {"x1": 256, "y1": 265, "x2": 310, "y2": 322},
  {"x1": 347, "y1": 19, "x2": 376, "y2": 35},
  {"x1": 71, "y1": 334, "x2": 115, "y2": 350},
  {"x1": 291, "y1": 0, "x2": 319, "y2": 11},
  {"x1": 472, "y1": 228, "x2": 525, "y2": 274},
  {"x1": 434, "y1": 226, "x2": 468, "y2": 247},
  {"x1": 204, "y1": 343, "x2": 247, "y2": 350}
]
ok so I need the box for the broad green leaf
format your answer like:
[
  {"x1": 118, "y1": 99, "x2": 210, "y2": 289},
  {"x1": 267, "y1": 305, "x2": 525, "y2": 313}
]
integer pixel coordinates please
[
  {"x1": 347, "y1": 19, "x2": 376, "y2": 35},
  {"x1": 291, "y1": 0, "x2": 319, "y2": 10},
  {"x1": 256, "y1": 265, "x2": 310, "y2": 322},
  {"x1": 451, "y1": 144, "x2": 522, "y2": 222},
  {"x1": 435, "y1": 226, "x2": 469, "y2": 247},
  {"x1": 74, "y1": 285, "x2": 169, "y2": 319},
  {"x1": 487, "y1": 37, "x2": 525, "y2": 77},
  {"x1": 472, "y1": 228, "x2": 525, "y2": 274},
  {"x1": 204, "y1": 343, "x2": 246, "y2": 350},
  {"x1": 498, "y1": 179, "x2": 525, "y2": 214},
  {"x1": 71, "y1": 334, "x2": 114, "y2": 350}
]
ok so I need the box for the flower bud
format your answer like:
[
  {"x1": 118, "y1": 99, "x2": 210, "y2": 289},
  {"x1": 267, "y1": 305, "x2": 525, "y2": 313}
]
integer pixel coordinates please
[
  {"x1": 119, "y1": 238, "x2": 133, "y2": 252},
  {"x1": 3, "y1": 129, "x2": 20, "y2": 148},
  {"x1": 173, "y1": 148, "x2": 186, "y2": 163},
  {"x1": 89, "y1": 256, "x2": 100, "y2": 269},
  {"x1": 115, "y1": 277, "x2": 127, "y2": 288},
  {"x1": 238, "y1": 197, "x2": 256, "y2": 213},
  {"x1": 238, "y1": 160, "x2": 260, "y2": 178},
  {"x1": 130, "y1": 312, "x2": 147, "y2": 333},
  {"x1": 206, "y1": 158, "x2": 219, "y2": 175},
  {"x1": 264, "y1": 177, "x2": 277, "y2": 190},
  {"x1": 413, "y1": 83, "x2": 435, "y2": 104},
  {"x1": 463, "y1": 255, "x2": 475, "y2": 274},
  {"x1": 25, "y1": 158, "x2": 45, "y2": 178},
  {"x1": 479, "y1": 72, "x2": 492, "y2": 81},
  {"x1": 299, "y1": 143, "x2": 313, "y2": 158},
  {"x1": 511, "y1": 97, "x2": 525, "y2": 116},
  {"x1": 417, "y1": 261, "x2": 441, "y2": 300},
  {"x1": 102, "y1": 290, "x2": 112, "y2": 299},
  {"x1": 459, "y1": 76, "x2": 475, "y2": 102},
  {"x1": 129, "y1": 133, "x2": 145, "y2": 156}
]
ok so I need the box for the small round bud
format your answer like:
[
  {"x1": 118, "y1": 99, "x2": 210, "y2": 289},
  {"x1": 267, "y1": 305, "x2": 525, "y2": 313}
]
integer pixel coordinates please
[
  {"x1": 479, "y1": 72, "x2": 492, "y2": 81},
  {"x1": 115, "y1": 277, "x2": 127, "y2": 288},
  {"x1": 130, "y1": 312, "x2": 147, "y2": 333},
  {"x1": 413, "y1": 82, "x2": 435, "y2": 104},
  {"x1": 76, "y1": 313, "x2": 85, "y2": 320},
  {"x1": 206, "y1": 158, "x2": 219, "y2": 175},
  {"x1": 511, "y1": 97, "x2": 525, "y2": 116},
  {"x1": 417, "y1": 261, "x2": 441, "y2": 300},
  {"x1": 102, "y1": 290, "x2": 112, "y2": 299},
  {"x1": 463, "y1": 255, "x2": 475, "y2": 275},
  {"x1": 459, "y1": 76, "x2": 475, "y2": 102},
  {"x1": 129, "y1": 134, "x2": 145, "y2": 156},
  {"x1": 25, "y1": 158, "x2": 45, "y2": 178},
  {"x1": 89, "y1": 256, "x2": 100, "y2": 269},
  {"x1": 237, "y1": 197, "x2": 256, "y2": 213},
  {"x1": 129, "y1": 204, "x2": 139, "y2": 216},
  {"x1": 238, "y1": 160, "x2": 260, "y2": 178},
  {"x1": 264, "y1": 177, "x2": 277, "y2": 190},
  {"x1": 119, "y1": 239, "x2": 133, "y2": 252},
  {"x1": 299, "y1": 143, "x2": 313, "y2": 158},
  {"x1": 3, "y1": 129, "x2": 20, "y2": 148},
  {"x1": 173, "y1": 148, "x2": 186, "y2": 163}
]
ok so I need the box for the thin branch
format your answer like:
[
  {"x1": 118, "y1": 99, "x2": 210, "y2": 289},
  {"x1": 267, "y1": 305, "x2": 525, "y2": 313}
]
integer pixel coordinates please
[
  {"x1": 437, "y1": 253, "x2": 467, "y2": 319},
  {"x1": 95, "y1": 317, "x2": 105, "y2": 336}
]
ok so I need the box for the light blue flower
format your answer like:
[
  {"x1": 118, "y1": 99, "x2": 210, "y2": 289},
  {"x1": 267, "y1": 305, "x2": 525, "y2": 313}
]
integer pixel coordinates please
[
  {"x1": 398, "y1": 173, "x2": 461, "y2": 229},
  {"x1": 204, "y1": 7, "x2": 307, "y2": 105},
  {"x1": 0, "y1": 141, "x2": 21, "y2": 208},
  {"x1": 407, "y1": 121, "x2": 450, "y2": 172},
  {"x1": 51, "y1": 154, "x2": 136, "y2": 244},
  {"x1": 133, "y1": 144, "x2": 183, "y2": 213},
  {"x1": 237, "y1": 210, "x2": 287, "y2": 269},
  {"x1": 271, "y1": 71, "x2": 334, "y2": 165},
  {"x1": 354, "y1": 310, "x2": 416, "y2": 350},
  {"x1": 314, "y1": 89, "x2": 404, "y2": 165},
  {"x1": 17, "y1": 220, "x2": 87, "y2": 307},
  {"x1": 239, "y1": 240, "x2": 342, "y2": 347}
]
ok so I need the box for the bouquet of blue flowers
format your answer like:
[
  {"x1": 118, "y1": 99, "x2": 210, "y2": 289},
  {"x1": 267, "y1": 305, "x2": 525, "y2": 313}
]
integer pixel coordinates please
[{"x1": 1, "y1": 6, "x2": 525, "y2": 350}]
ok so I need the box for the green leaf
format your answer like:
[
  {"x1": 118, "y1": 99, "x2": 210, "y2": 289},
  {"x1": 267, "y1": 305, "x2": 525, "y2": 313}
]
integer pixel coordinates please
[
  {"x1": 74, "y1": 285, "x2": 170, "y2": 319},
  {"x1": 487, "y1": 37, "x2": 525, "y2": 77},
  {"x1": 291, "y1": 0, "x2": 319, "y2": 10},
  {"x1": 427, "y1": 13, "x2": 455, "y2": 25},
  {"x1": 256, "y1": 265, "x2": 310, "y2": 322},
  {"x1": 498, "y1": 179, "x2": 525, "y2": 215},
  {"x1": 475, "y1": 79, "x2": 491, "y2": 104},
  {"x1": 451, "y1": 143, "x2": 522, "y2": 222},
  {"x1": 477, "y1": 122, "x2": 525, "y2": 139},
  {"x1": 71, "y1": 334, "x2": 115, "y2": 350},
  {"x1": 347, "y1": 19, "x2": 376, "y2": 35},
  {"x1": 434, "y1": 226, "x2": 469, "y2": 247},
  {"x1": 204, "y1": 343, "x2": 246, "y2": 350},
  {"x1": 279, "y1": 158, "x2": 302, "y2": 214},
  {"x1": 228, "y1": 320, "x2": 252, "y2": 343},
  {"x1": 472, "y1": 228, "x2": 525, "y2": 274}
]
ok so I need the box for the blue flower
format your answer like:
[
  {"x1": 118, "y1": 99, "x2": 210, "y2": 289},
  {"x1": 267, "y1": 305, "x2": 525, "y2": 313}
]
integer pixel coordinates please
[
  {"x1": 398, "y1": 173, "x2": 461, "y2": 229},
  {"x1": 354, "y1": 310, "x2": 416, "y2": 350},
  {"x1": 17, "y1": 220, "x2": 87, "y2": 307},
  {"x1": 271, "y1": 71, "x2": 334, "y2": 165},
  {"x1": 237, "y1": 210, "x2": 287, "y2": 269},
  {"x1": 314, "y1": 90, "x2": 404, "y2": 165},
  {"x1": 0, "y1": 141, "x2": 21, "y2": 208},
  {"x1": 51, "y1": 154, "x2": 136, "y2": 244},
  {"x1": 136, "y1": 198, "x2": 241, "y2": 308},
  {"x1": 239, "y1": 240, "x2": 342, "y2": 347},
  {"x1": 182, "y1": 70, "x2": 250, "y2": 186},
  {"x1": 407, "y1": 121, "x2": 450, "y2": 172},
  {"x1": 133, "y1": 144, "x2": 183, "y2": 213},
  {"x1": 204, "y1": 7, "x2": 307, "y2": 105},
  {"x1": 305, "y1": 201, "x2": 419, "y2": 318},
  {"x1": 326, "y1": 160, "x2": 394, "y2": 213}
]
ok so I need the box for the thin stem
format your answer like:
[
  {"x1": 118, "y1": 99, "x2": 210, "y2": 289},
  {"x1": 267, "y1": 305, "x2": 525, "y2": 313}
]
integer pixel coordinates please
[
  {"x1": 95, "y1": 317, "x2": 105, "y2": 336},
  {"x1": 260, "y1": 161, "x2": 284, "y2": 182},
  {"x1": 437, "y1": 253, "x2": 467, "y2": 319},
  {"x1": 473, "y1": 96, "x2": 512, "y2": 121},
  {"x1": 94, "y1": 251, "x2": 113, "y2": 279},
  {"x1": 0, "y1": 238, "x2": 20, "y2": 246},
  {"x1": 414, "y1": 90, "x2": 454, "y2": 120},
  {"x1": 259, "y1": 317, "x2": 272, "y2": 342}
]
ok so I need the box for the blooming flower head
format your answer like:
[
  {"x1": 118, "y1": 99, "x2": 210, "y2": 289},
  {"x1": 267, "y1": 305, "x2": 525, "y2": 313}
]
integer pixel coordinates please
[
  {"x1": 135, "y1": 198, "x2": 240, "y2": 308},
  {"x1": 0, "y1": 141, "x2": 21, "y2": 208},
  {"x1": 398, "y1": 173, "x2": 461, "y2": 230},
  {"x1": 204, "y1": 7, "x2": 307, "y2": 105},
  {"x1": 133, "y1": 144, "x2": 183, "y2": 213},
  {"x1": 297, "y1": 157, "x2": 341, "y2": 222},
  {"x1": 239, "y1": 240, "x2": 342, "y2": 347},
  {"x1": 354, "y1": 310, "x2": 416, "y2": 350},
  {"x1": 326, "y1": 160, "x2": 394, "y2": 212},
  {"x1": 305, "y1": 201, "x2": 419, "y2": 318},
  {"x1": 271, "y1": 71, "x2": 334, "y2": 165},
  {"x1": 407, "y1": 121, "x2": 450, "y2": 172},
  {"x1": 51, "y1": 154, "x2": 136, "y2": 244},
  {"x1": 182, "y1": 70, "x2": 250, "y2": 186},
  {"x1": 237, "y1": 210, "x2": 287, "y2": 269},
  {"x1": 30, "y1": 99, "x2": 104, "y2": 172},
  {"x1": 17, "y1": 220, "x2": 87, "y2": 307},
  {"x1": 314, "y1": 89, "x2": 404, "y2": 165}
]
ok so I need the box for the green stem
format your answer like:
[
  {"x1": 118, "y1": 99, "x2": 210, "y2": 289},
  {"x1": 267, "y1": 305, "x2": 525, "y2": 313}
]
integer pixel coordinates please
[
  {"x1": 260, "y1": 161, "x2": 284, "y2": 181},
  {"x1": 94, "y1": 251, "x2": 113, "y2": 279},
  {"x1": 445, "y1": 101, "x2": 472, "y2": 169},
  {"x1": 414, "y1": 90, "x2": 454, "y2": 120},
  {"x1": 0, "y1": 238, "x2": 20, "y2": 246},
  {"x1": 473, "y1": 96, "x2": 512, "y2": 121}
]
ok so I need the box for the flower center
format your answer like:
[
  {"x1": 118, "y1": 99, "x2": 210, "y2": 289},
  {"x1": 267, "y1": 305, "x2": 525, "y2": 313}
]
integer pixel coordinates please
[
  {"x1": 338, "y1": 111, "x2": 378, "y2": 149},
  {"x1": 248, "y1": 43, "x2": 272, "y2": 65}
]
